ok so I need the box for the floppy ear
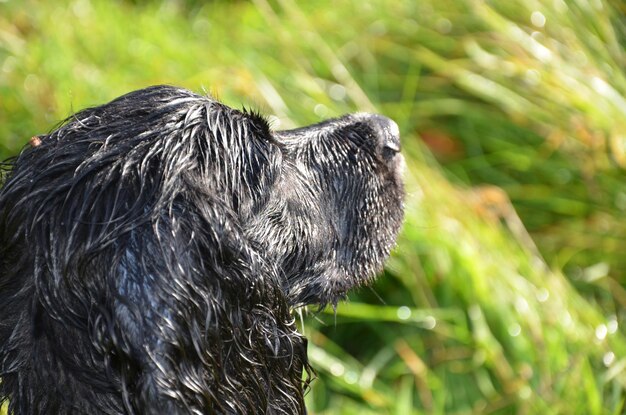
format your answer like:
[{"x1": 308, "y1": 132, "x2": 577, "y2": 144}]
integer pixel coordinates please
[
  {"x1": 0, "y1": 143, "x2": 309, "y2": 414},
  {"x1": 1, "y1": 86, "x2": 313, "y2": 414},
  {"x1": 104, "y1": 185, "x2": 311, "y2": 413}
]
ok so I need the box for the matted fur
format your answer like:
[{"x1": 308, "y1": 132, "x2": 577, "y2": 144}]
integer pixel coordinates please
[{"x1": 0, "y1": 85, "x2": 404, "y2": 414}]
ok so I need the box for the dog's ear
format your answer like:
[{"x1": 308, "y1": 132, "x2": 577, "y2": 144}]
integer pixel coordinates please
[
  {"x1": 104, "y1": 188, "x2": 310, "y2": 413},
  {"x1": 0, "y1": 132, "x2": 309, "y2": 414}
]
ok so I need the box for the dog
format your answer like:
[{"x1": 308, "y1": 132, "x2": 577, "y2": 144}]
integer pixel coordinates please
[{"x1": 0, "y1": 85, "x2": 404, "y2": 414}]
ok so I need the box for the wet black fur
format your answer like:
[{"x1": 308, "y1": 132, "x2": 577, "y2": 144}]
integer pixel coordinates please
[{"x1": 0, "y1": 85, "x2": 404, "y2": 414}]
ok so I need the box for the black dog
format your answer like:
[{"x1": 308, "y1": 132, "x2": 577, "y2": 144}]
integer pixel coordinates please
[{"x1": 0, "y1": 85, "x2": 404, "y2": 414}]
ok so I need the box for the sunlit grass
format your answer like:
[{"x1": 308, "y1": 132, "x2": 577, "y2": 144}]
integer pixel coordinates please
[
  {"x1": 305, "y1": 162, "x2": 626, "y2": 413},
  {"x1": 1, "y1": 0, "x2": 625, "y2": 413}
]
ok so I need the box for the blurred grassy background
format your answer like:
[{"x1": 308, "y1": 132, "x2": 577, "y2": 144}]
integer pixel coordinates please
[{"x1": 2, "y1": 0, "x2": 626, "y2": 413}]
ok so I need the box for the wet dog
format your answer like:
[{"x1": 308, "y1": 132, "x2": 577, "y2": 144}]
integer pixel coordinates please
[{"x1": 0, "y1": 85, "x2": 404, "y2": 414}]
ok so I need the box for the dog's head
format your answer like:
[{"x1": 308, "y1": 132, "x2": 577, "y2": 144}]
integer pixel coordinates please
[
  {"x1": 122, "y1": 86, "x2": 406, "y2": 307},
  {"x1": 15, "y1": 85, "x2": 404, "y2": 307}
]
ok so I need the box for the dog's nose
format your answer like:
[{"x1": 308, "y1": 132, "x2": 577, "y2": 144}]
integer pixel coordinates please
[
  {"x1": 356, "y1": 114, "x2": 401, "y2": 160},
  {"x1": 373, "y1": 115, "x2": 401, "y2": 158}
]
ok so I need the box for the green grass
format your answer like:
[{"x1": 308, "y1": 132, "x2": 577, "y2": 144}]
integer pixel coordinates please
[{"x1": 1, "y1": 0, "x2": 626, "y2": 413}]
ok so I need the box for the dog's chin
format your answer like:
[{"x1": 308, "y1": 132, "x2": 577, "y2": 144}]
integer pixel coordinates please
[{"x1": 285, "y1": 251, "x2": 393, "y2": 308}]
